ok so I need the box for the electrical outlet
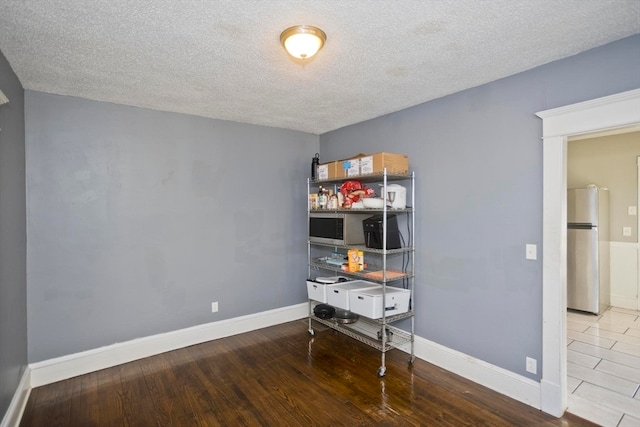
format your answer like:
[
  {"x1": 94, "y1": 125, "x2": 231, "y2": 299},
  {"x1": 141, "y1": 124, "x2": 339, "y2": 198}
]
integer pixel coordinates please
[
  {"x1": 525, "y1": 244, "x2": 537, "y2": 260},
  {"x1": 211, "y1": 301, "x2": 219, "y2": 313},
  {"x1": 623, "y1": 227, "x2": 632, "y2": 237},
  {"x1": 628, "y1": 206, "x2": 637, "y2": 216},
  {"x1": 526, "y1": 357, "x2": 537, "y2": 374}
]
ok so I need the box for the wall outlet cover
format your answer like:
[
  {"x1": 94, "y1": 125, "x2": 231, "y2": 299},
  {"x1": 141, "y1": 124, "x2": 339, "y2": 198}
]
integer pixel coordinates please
[{"x1": 526, "y1": 357, "x2": 537, "y2": 374}]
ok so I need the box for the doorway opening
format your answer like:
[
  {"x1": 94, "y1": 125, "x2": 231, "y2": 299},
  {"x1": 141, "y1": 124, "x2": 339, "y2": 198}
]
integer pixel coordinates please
[{"x1": 536, "y1": 88, "x2": 640, "y2": 416}]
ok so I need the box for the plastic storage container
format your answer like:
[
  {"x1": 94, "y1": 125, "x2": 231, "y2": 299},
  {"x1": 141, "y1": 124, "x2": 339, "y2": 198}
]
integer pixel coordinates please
[
  {"x1": 349, "y1": 286, "x2": 411, "y2": 319},
  {"x1": 326, "y1": 280, "x2": 381, "y2": 310}
]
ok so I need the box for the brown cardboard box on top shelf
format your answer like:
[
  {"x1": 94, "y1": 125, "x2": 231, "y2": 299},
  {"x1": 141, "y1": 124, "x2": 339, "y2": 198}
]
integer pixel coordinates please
[
  {"x1": 357, "y1": 152, "x2": 409, "y2": 176},
  {"x1": 316, "y1": 161, "x2": 337, "y2": 180},
  {"x1": 335, "y1": 152, "x2": 409, "y2": 179},
  {"x1": 334, "y1": 153, "x2": 368, "y2": 179}
]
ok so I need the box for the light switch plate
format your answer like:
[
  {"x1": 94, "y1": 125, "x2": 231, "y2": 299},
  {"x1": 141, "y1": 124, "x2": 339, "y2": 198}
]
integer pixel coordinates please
[
  {"x1": 526, "y1": 244, "x2": 537, "y2": 260},
  {"x1": 628, "y1": 206, "x2": 637, "y2": 216}
]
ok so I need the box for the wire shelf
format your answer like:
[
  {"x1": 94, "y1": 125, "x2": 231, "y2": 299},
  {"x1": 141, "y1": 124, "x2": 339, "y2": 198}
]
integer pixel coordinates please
[
  {"x1": 311, "y1": 172, "x2": 412, "y2": 185},
  {"x1": 309, "y1": 314, "x2": 413, "y2": 352},
  {"x1": 308, "y1": 241, "x2": 414, "y2": 255},
  {"x1": 309, "y1": 260, "x2": 413, "y2": 283}
]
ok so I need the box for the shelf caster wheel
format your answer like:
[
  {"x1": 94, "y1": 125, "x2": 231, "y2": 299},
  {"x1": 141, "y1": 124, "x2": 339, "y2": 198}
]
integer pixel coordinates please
[
  {"x1": 377, "y1": 366, "x2": 386, "y2": 377},
  {"x1": 408, "y1": 356, "x2": 415, "y2": 366},
  {"x1": 308, "y1": 329, "x2": 315, "y2": 336}
]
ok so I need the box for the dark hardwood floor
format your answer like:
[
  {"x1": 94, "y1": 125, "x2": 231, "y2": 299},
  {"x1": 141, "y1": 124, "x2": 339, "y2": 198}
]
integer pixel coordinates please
[{"x1": 20, "y1": 319, "x2": 595, "y2": 426}]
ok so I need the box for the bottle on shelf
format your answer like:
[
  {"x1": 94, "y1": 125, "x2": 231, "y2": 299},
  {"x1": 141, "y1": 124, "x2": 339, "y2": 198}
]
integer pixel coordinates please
[
  {"x1": 318, "y1": 186, "x2": 327, "y2": 209},
  {"x1": 311, "y1": 153, "x2": 320, "y2": 180}
]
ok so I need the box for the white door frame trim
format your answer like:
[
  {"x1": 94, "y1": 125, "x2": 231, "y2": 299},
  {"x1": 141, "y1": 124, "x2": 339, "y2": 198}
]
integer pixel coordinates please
[
  {"x1": 637, "y1": 156, "x2": 640, "y2": 311},
  {"x1": 536, "y1": 88, "x2": 640, "y2": 416}
]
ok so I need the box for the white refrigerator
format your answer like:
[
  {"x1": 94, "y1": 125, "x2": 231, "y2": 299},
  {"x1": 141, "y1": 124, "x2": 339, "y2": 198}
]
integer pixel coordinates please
[{"x1": 567, "y1": 188, "x2": 610, "y2": 314}]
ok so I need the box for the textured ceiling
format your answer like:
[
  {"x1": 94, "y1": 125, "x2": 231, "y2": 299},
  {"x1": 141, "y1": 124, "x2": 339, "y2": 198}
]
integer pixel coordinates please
[{"x1": 0, "y1": 0, "x2": 639, "y2": 134}]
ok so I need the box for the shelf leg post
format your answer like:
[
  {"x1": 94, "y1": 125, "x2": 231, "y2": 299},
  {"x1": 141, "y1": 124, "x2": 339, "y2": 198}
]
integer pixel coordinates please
[
  {"x1": 378, "y1": 349, "x2": 387, "y2": 377},
  {"x1": 308, "y1": 302, "x2": 314, "y2": 335}
]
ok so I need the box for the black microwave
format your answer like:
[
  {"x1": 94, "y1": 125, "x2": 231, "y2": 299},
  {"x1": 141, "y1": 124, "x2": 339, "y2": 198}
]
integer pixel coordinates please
[{"x1": 308, "y1": 212, "x2": 370, "y2": 246}]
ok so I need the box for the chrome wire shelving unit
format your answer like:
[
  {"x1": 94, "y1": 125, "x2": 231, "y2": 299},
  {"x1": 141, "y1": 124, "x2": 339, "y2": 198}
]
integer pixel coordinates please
[{"x1": 306, "y1": 169, "x2": 416, "y2": 377}]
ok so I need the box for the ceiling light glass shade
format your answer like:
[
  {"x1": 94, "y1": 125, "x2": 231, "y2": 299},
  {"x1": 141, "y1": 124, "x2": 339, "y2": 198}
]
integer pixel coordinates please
[{"x1": 280, "y1": 25, "x2": 326, "y2": 59}]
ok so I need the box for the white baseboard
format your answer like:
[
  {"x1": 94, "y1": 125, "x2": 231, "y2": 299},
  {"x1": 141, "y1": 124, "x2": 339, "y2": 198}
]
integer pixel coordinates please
[
  {"x1": 30, "y1": 303, "x2": 308, "y2": 387},
  {"x1": 0, "y1": 366, "x2": 31, "y2": 427},
  {"x1": 397, "y1": 335, "x2": 541, "y2": 410},
  {"x1": 610, "y1": 241, "x2": 639, "y2": 310},
  {"x1": 611, "y1": 294, "x2": 639, "y2": 310},
  {"x1": 25, "y1": 303, "x2": 543, "y2": 422},
  {"x1": 540, "y1": 379, "x2": 564, "y2": 417}
]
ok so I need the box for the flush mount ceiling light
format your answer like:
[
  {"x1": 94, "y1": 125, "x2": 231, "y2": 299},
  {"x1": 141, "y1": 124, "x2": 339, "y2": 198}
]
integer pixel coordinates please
[{"x1": 280, "y1": 25, "x2": 327, "y2": 60}]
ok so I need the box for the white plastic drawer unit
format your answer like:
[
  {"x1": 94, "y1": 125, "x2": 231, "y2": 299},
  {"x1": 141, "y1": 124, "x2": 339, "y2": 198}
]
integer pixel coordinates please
[
  {"x1": 349, "y1": 286, "x2": 411, "y2": 319},
  {"x1": 325, "y1": 280, "x2": 381, "y2": 310}
]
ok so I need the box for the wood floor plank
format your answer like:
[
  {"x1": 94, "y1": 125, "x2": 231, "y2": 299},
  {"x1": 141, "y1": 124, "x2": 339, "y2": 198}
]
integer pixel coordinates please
[
  {"x1": 138, "y1": 350, "x2": 200, "y2": 426},
  {"x1": 75, "y1": 372, "x2": 99, "y2": 427},
  {"x1": 95, "y1": 365, "x2": 126, "y2": 426},
  {"x1": 117, "y1": 359, "x2": 156, "y2": 426},
  {"x1": 20, "y1": 319, "x2": 598, "y2": 426}
]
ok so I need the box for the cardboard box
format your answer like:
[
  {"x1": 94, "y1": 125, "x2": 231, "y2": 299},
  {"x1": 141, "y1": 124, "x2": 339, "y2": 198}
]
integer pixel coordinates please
[
  {"x1": 337, "y1": 158, "x2": 361, "y2": 178},
  {"x1": 333, "y1": 152, "x2": 409, "y2": 179},
  {"x1": 309, "y1": 193, "x2": 318, "y2": 210},
  {"x1": 330, "y1": 153, "x2": 366, "y2": 179},
  {"x1": 349, "y1": 286, "x2": 411, "y2": 319},
  {"x1": 358, "y1": 152, "x2": 409, "y2": 176},
  {"x1": 316, "y1": 162, "x2": 337, "y2": 181}
]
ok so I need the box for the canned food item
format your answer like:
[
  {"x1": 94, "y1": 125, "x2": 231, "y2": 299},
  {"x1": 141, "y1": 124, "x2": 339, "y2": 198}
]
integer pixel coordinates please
[{"x1": 309, "y1": 193, "x2": 318, "y2": 209}]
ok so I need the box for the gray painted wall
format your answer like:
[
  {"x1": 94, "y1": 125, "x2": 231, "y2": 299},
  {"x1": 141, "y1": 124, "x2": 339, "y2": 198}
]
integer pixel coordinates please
[
  {"x1": 25, "y1": 92, "x2": 318, "y2": 362},
  {"x1": 0, "y1": 51, "x2": 27, "y2": 418},
  {"x1": 320, "y1": 35, "x2": 640, "y2": 380}
]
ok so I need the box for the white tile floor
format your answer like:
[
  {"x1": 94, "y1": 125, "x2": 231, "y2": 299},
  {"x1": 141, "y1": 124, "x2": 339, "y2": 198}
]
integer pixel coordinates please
[{"x1": 566, "y1": 307, "x2": 640, "y2": 426}]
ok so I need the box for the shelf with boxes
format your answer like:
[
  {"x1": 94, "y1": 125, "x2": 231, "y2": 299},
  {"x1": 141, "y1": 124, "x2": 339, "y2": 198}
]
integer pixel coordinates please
[
  {"x1": 306, "y1": 163, "x2": 415, "y2": 377},
  {"x1": 306, "y1": 279, "x2": 413, "y2": 352},
  {"x1": 309, "y1": 258, "x2": 413, "y2": 283},
  {"x1": 315, "y1": 152, "x2": 409, "y2": 182}
]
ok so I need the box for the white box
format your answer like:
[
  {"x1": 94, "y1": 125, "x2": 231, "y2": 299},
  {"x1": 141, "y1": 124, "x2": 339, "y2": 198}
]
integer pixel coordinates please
[
  {"x1": 326, "y1": 280, "x2": 380, "y2": 310},
  {"x1": 337, "y1": 158, "x2": 360, "y2": 177},
  {"x1": 306, "y1": 280, "x2": 329, "y2": 303},
  {"x1": 306, "y1": 277, "x2": 351, "y2": 303},
  {"x1": 349, "y1": 287, "x2": 411, "y2": 319}
]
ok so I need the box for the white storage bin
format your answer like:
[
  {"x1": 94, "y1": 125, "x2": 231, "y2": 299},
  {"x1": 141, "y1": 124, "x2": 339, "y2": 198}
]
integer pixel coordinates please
[
  {"x1": 326, "y1": 280, "x2": 380, "y2": 310},
  {"x1": 306, "y1": 277, "x2": 351, "y2": 303},
  {"x1": 349, "y1": 286, "x2": 411, "y2": 319},
  {"x1": 306, "y1": 280, "x2": 328, "y2": 303}
]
